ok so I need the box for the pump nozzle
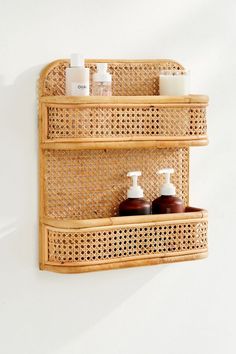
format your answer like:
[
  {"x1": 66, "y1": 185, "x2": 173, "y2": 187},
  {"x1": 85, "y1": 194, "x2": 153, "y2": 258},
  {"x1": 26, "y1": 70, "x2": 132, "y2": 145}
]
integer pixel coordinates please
[
  {"x1": 93, "y1": 63, "x2": 112, "y2": 82},
  {"x1": 70, "y1": 53, "x2": 84, "y2": 67},
  {"x1": 97, "y1": 63, "x2": 108, "y2": 72},
  {"x1": 158, "y1": 168, "x2": 176, "y2": 196},
  {"x1": 127, "y1": 171, "x2": 144, "y2": 198}
]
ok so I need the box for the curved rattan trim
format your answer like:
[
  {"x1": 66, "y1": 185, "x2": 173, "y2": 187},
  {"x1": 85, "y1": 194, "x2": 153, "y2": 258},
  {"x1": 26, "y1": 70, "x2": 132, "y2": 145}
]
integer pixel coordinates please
[
  {"x1": 40, "y1": 207, "x2": 208, "y2": 273},
  {"x1": 42, "y1": 207, "x2": 207, "y2": 229},
  {"x1": 41, "y1": 252, "x2": 208, "y2": 274},
  {"x1": 39, "y1": 59, "x2": 185, "y2": 97},
  {"x1": 41, "y1": 140, "x2": 208, "y2": 150},
  {"x1": 41, "y1": 95, "x2": 209, "y2": 104}
]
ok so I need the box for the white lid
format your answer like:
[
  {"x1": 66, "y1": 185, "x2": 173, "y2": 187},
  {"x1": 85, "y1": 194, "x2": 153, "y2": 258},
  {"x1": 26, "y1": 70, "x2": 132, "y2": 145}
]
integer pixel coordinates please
[
  {"x1": 93, "y1": 63, "x2": 112, "y2": 82},
  {"x1": 70, "y1": 53, "x2": 84, "y2": 67},
  {"x1": 159, "y1": 168, "x2": 176, "y2": 196},
  {"x1": 127, "y1": 171, "x2": 144, "y2": 198}
]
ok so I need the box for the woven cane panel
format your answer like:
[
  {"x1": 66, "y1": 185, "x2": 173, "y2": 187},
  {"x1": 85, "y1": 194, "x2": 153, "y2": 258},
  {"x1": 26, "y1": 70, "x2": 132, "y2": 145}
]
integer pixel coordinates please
[
  {"x1": 46, "y1": 105, "x2": 207, "y2": 140},
  {"x1": 41, "y1": 60, "x2": 184, "y2": 97},
  {"x1": 47, "y1": 220, "x2": 208, "y2": 264},
  {"x1": 44, "y1": 148, "x2": 189, "y2": 220}
]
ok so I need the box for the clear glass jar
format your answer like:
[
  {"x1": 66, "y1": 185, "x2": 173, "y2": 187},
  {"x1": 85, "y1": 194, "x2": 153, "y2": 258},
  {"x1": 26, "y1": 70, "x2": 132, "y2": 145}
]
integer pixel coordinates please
[{"x1": 92, "y1": 81, "x2": 112, "y2": 96}]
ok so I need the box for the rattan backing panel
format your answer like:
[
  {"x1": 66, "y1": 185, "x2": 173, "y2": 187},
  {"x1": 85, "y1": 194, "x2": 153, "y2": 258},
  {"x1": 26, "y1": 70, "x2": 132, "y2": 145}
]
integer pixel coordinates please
[
  {"x1": 43, "y1": 148, "x2": 189, "y2": 220},
  {"x1": 40, "y1": 60, "x2": 184, "y2": 97},
  {"x1": 46, "y1": 104, "x2": 207, "y2": 140},
  {"x1": 46, "y1": 219, "x2": 208, "y2": 265}
]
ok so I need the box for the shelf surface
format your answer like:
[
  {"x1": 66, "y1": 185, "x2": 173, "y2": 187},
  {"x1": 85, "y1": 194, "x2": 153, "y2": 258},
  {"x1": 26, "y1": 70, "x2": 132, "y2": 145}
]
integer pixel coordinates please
[
  {"x1": 41, "y1": 140, "x2": 208, "y2": 150},
  {"x1": 42, "y1": 207, "x2": 207, "y2": 229},
  {"x1": 40, "y1": 94, "x2": 209, "y2": 105}
]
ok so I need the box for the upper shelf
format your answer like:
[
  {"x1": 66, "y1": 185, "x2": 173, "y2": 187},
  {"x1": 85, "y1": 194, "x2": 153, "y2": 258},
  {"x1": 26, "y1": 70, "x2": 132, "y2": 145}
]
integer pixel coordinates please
[
  {"x1": 40, "y1": 94, "x2": 208, "y2": 149},
  {"x1": 39, "y1": 59, "x2": 208, "y2": 149}
]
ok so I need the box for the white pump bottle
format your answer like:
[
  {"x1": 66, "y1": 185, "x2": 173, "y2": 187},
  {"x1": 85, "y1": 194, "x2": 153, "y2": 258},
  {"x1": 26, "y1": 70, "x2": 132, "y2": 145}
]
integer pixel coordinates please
[
  {"x1": 127, "y1": 171, "x2": 144, "y2": 198},
  {"x1": 65, "y1": 53, "x2": 90, "y2": 96},
  {"x1": 119, "y1": 171, "x2": 151, "y2": 216},
  {"x1": 92, "y1": 63, "x2": 112, "y2": 96},
  {"x1": 152, "y1": 168, "x2": 185, "y2": 214},
  {"x1": 159, "y1": 168, "x2": 176, "y2": 195}
]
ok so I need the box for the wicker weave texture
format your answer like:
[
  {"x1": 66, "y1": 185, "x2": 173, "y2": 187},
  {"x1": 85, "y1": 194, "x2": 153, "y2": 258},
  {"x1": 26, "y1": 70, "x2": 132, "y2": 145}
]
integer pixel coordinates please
[
  {"x1": 40, "y1": 60, "x2": 184, "y2": 97},
  {"x1": 43, "y1": 148, "x2": 189, "y2": 220},
  {"x1": 45, "y1": 104, "x2": 207, "y2": 140},
  {"x1": 39, "y1": 59, "x2": 209, "y2": 273},
  {"x1": 46, "y1": 219, "x2": 208, "y2": 265}
]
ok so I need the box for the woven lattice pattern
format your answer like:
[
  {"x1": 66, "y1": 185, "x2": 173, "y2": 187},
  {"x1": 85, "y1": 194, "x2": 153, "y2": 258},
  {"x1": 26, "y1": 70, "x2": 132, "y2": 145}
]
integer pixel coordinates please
[
  {"x1": 44, "y1": 148, "x2": 189, "y2": 220},
  {"x1": 47, "y1": 221, "x2": 208, "y2": 264},
  {"x1": 46, "y1": 105, "x2": 207, "y2": 140},
  {"x1": 41, "y1": 60, "x2": 184, "y2": 96}
]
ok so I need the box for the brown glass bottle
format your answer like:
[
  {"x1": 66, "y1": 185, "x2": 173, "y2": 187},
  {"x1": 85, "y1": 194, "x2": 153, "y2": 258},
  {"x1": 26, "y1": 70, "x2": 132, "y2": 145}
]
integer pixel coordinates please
[
  {"x1": 119, "y1": 198, "x2": 151, "y2": 216},
  {"x1": 152, "y1": 195, "x2": 185, "y2": 214}
]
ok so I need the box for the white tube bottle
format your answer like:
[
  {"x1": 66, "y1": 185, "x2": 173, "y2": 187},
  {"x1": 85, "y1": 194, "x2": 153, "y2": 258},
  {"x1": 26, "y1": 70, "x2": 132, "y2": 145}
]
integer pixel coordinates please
[
  {"x1": 92, "y1": 63, "x2": 112, "y2": 96},
  {"x1": 65, "y1": 53, "x2": 90, "y2": 96}
]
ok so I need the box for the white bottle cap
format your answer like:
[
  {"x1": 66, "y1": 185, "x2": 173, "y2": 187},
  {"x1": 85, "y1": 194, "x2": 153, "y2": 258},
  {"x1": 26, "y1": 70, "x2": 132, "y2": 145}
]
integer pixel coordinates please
[
  {"x1": 70, "y1": 53, "x2": 84, "y2": 67},
  {"x1": 127, "y1": 171, "x2": 144, "y2": 198},
  {"x1": 93, "y1": 63, "x2": 112, "y2": 82},
  {"x1": 159, "y1": 168, "x2": 176, "y2": 196}
]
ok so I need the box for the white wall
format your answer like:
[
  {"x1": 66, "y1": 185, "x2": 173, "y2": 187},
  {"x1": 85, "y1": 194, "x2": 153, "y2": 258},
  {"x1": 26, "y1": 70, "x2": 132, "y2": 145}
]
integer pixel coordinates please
[{"x1": 0, "y1": 0, "x2": 235, "y2": 353}]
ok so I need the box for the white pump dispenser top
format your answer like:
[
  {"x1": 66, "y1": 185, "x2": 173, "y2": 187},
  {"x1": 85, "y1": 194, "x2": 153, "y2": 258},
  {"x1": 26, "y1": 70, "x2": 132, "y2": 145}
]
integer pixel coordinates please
[
  {"x1": 159, "y1": 168, "x2": 176, "y2": 196},
  {"x1": 70, "y1": 53, "x2": 85, "y2": 67},
  {"x1": 93, "y1": 63, "x2": 112, "y2": 82},
  {"x1": 127, "y1": 171, "x2": 144, "y2": 198}
]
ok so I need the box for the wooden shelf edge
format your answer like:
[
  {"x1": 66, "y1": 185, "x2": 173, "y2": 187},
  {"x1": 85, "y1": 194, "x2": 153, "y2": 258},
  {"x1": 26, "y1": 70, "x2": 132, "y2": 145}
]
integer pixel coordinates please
[
  {"x1": 41, "y1": 138, "x2": 209, "y2": 150},
  {"x1": 40, "y1": 94, "x2": 209, "y2": 105},
  {"x1": 42, "y1": 208, "x2": 208, "y2": 230},
  {"x1": 39, "y1": 251, "x2": 208, "y2": 274}
]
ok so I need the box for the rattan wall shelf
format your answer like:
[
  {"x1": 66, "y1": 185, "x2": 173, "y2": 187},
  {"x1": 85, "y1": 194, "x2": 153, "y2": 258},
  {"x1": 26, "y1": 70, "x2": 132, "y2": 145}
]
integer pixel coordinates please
[{"x1": 39, "y1": 59, "x2": 209, "y2": 274}]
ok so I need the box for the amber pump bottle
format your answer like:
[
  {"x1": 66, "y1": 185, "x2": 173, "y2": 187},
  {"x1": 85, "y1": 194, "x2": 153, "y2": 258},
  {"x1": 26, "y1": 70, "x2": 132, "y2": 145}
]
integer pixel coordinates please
[
  {"x1": 152, "y1": 168, "x2": 185, "y2": 214},
  {"x1": 119, "y1": 171, "x2": 151, "y2": 216}
]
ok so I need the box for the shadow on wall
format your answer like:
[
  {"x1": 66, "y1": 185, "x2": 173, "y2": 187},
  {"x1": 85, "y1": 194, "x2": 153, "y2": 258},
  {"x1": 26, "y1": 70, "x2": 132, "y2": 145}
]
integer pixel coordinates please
[
  {"x1": 0, "y1": 225, "x2": 163, "y2": 354},
  {"x1": 0, "y1": 65, "x2": 43, "y2": 272},
  {"x1": 0, "y1": 65, "x2": 41, "y2": 228},
  {"x1": 0, "y1": 65, "x2": 165, "y2": 354}
]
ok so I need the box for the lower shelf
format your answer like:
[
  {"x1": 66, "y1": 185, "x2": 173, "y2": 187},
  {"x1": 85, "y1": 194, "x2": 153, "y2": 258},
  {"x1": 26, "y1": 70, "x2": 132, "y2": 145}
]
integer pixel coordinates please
[{"x1": 40, "y1": 207, "x2": 208, "y2": 274}]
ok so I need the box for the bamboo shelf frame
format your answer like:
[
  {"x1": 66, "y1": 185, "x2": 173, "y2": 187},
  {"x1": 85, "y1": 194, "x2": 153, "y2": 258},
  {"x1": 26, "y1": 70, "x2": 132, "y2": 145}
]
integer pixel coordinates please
[
  {"x1": 40, "y1": 94, "x2": 208, "y2": 149},
  {"x1": 39, "y1": 59, "x2": 208, "y2": 274},
  {"x1": 41, "y1": 208, "x2": 208, "y2": 274}
]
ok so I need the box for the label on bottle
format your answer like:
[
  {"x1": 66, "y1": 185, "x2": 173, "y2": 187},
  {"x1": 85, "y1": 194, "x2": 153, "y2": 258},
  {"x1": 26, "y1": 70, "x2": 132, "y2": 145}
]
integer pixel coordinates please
[{"x1": 71, "y1": 82, "x2": 89, "y2": 96}]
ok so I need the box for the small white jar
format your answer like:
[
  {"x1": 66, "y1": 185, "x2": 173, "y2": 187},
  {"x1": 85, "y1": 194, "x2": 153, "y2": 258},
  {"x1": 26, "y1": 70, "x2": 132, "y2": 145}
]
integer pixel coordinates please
[{"x1": 159, "y1": 69, "x2": 190, "y2": 95}]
